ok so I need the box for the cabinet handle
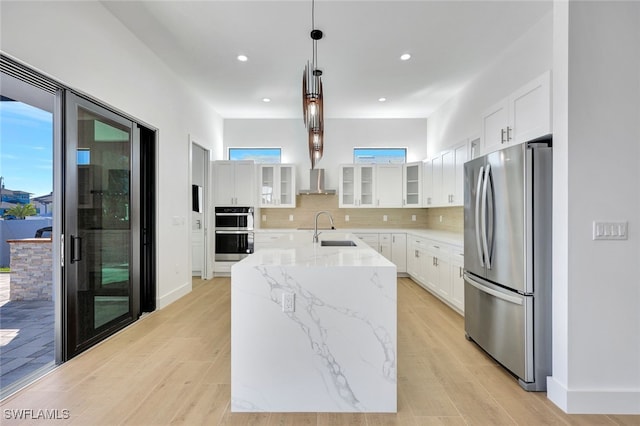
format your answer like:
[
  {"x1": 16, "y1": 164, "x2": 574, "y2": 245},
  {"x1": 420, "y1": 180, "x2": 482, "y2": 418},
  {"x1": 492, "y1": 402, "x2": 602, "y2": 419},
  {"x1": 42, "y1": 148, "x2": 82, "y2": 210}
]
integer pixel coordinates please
[
  {"x1": 433, "y1": 245, "x2": 440, "y2": 249},
  {"x1": 507, "y1": 126, "x2": 512, "y2": 141},
  {"x1": 427, "y1": 197, "x2": 431, "y2": 205},
  {"x1": 501, "y1": 128, "x2": 506, "y2": 144},
  {"x1": 392, "y1": 235, "x2": 395, "y2": 243},
  {"x1": 459, "y1": 266, "x2": 463, "y2": 278},
  {"x1": 403, "y1": 199, "x2": 406, "y2": 206}
]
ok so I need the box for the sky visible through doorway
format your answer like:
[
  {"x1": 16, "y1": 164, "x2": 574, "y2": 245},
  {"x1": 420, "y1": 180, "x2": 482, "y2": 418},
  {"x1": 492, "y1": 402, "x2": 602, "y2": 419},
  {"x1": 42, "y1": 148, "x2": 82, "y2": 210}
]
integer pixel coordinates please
[{"x1": 0, "y1": 100, "x2": 53, "y2": 197}]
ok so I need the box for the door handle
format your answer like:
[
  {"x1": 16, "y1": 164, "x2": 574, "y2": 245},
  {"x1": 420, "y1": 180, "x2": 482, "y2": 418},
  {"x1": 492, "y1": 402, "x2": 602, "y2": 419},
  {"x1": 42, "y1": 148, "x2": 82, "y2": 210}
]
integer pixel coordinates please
[
  {"x1": 475, "y1": 166, "x2": 485, "y2": 267},
  {"x1": 481, "y1": 164, "x2": 491, "y2": 269},
  {"x1": 70, "y1": 235, "x2": 82, "y2": 263}
]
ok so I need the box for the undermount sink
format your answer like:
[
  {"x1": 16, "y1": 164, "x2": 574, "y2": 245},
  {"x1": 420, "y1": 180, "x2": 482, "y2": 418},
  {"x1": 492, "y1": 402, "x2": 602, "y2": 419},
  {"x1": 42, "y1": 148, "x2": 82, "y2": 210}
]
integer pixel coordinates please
[{"x1": 320, "y1": 240, "x2": 357, "y2": 247}]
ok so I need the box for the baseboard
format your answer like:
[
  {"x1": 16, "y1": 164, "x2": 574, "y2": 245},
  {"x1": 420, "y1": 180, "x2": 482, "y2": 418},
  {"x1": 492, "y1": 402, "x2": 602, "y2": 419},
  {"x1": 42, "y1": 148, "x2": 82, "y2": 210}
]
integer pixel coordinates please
[
  {"x1": 547, "y1": 376, "x2": 640, "y2": 414},
  {"x1": 157, "y1": 280, "x2": 192, "y2": 309}
]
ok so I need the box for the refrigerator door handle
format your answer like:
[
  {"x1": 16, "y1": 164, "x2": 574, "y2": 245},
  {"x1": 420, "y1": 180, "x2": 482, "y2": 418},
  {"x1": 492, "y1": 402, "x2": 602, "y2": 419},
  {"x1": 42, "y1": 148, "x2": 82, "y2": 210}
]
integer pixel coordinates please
[
  {"x1": 464, "y1": 273, "x2": 523, "y2": 305},
  {"x1": 481, "y1": 164, "x2": 492, "y2": 269},
  {"x1": 475, "y1": 166, "x2": 485, "y2": 267}
]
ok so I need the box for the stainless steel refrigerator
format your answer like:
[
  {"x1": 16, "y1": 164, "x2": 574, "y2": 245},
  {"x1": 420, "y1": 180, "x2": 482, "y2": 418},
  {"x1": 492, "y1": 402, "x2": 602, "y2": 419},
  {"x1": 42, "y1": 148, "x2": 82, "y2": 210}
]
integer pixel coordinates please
[{"x1": 463, "y1": 139, "x2": 552, "y2": 391}]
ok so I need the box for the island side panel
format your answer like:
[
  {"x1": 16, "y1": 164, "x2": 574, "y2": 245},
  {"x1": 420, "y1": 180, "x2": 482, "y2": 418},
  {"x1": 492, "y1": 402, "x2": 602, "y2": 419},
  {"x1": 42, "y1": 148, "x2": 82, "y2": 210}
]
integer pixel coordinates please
[{"x1": 231, "y1": 264, "x2": 397, "y2": 413}]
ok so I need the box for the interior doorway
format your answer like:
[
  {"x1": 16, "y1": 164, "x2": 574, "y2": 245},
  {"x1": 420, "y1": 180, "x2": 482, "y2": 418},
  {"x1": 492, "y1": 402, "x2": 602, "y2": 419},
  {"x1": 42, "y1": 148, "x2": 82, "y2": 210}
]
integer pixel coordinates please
[{"x1": 191, "y1": 141, "x2": 210, "y2": 279}]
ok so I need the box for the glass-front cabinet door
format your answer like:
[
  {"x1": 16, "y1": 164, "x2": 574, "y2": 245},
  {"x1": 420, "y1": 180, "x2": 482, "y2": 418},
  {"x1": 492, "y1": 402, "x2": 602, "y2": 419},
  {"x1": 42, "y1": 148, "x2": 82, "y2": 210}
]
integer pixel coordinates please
[
  {"x1": 358, "y1": 165, "x2": 375, "y2": 207},
  {"x1": 278, "y1": 165, "x2": 295, "y2": 207},
  {"x1": 64, "y1": 92, "x2": 140, "y2": 359},
  {"x1": 259, "y1": 164, "x2": 295, "y2": 208}
]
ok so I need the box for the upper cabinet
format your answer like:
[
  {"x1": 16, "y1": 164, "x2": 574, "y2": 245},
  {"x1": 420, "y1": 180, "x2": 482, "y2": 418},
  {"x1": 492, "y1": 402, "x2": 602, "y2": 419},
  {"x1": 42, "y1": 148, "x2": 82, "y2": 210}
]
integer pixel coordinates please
[
  {"x1": 481, "y1": 71, "x2": 551, "y2": 155},
  {"x1": 259, "y1": 164, "x2": 296, "y2": 208},
  {"x1": 340, "y1": 164, "x2": 413, "y2": 208},
  {"x1": 423, "y1": 140, "x2": 468, "y2": 208},
  {"x1": 339, "y1": 164, "x2": 376, "y2": 208},
  {"x1": 376, "y1": 164, "x2": 403, "y2": 208},
  {"x1": 403, "y1": 162, "x2": 422, "y2": 207},
  {"x1": 213, "y1": 160, "x2": 255, "y2": 206}
]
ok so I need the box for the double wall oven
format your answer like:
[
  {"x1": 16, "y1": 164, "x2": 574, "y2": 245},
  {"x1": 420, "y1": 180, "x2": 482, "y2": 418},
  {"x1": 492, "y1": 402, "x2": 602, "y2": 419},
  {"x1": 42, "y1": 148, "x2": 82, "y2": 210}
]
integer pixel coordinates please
[{"x1": 214, "y1": 206, "x2": 254, "y2": 261}]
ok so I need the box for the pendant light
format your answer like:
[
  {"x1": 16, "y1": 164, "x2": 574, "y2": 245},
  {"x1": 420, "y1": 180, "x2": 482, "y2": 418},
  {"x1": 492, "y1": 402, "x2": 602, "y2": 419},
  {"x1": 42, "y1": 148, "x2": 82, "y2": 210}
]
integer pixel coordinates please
[{"x1": 302, "y1": 0, "x2": 324, "y2": 169}]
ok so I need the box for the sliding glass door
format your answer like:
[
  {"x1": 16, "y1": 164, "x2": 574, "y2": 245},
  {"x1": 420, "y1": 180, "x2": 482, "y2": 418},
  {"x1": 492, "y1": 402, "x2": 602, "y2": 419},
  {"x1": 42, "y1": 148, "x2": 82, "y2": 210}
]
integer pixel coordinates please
[{"x1": 64, "y1": 92, "x2": 140, "y2": 358}]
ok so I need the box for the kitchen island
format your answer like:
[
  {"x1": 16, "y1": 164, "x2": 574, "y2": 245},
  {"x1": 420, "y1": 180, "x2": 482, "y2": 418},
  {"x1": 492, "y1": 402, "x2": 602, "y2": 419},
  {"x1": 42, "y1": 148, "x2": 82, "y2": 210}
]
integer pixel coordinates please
[{"x1": 231, "y1": 231, "x2": 397, "y2": 413}]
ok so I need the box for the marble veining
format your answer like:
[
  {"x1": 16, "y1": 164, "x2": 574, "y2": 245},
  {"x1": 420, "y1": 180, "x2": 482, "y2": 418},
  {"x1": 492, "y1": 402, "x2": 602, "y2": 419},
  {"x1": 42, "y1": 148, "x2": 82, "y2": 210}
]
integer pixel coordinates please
[{"x1": 231, "y1": 233, "x2": 397, "y2": 412}]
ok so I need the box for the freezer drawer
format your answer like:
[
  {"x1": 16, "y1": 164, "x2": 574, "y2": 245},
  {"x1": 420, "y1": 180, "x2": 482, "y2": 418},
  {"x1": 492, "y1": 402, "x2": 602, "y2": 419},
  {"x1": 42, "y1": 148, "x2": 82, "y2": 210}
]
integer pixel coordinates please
[{"x1": 464, "y1": 273, "x2": 533, "y2": 382}]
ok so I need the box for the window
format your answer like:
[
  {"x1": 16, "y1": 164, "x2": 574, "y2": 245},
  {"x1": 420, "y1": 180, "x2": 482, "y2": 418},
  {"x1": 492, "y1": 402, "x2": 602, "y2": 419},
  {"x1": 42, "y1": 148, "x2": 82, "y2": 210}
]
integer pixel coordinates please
[
  {"x1": 228, "y1": 148, "x2": 281, "y2": 164},
  {"x1": 353, "y1": 148, "x2": 406, "y2": 164}
]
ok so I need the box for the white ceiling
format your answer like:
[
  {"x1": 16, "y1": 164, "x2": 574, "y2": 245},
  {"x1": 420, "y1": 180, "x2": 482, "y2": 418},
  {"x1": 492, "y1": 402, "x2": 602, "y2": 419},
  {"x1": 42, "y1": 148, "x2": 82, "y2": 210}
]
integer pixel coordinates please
[{"x1": 102, "y1": 0, "x2": 552, "y2": 120}]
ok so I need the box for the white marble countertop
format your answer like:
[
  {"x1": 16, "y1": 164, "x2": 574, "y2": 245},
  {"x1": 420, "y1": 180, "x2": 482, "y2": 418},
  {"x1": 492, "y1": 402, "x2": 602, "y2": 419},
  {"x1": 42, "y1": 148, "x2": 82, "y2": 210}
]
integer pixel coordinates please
[
  {"x1": 240, "y1": 231, "x2": 396, "y2": 268},
  {"x1": 254, "y1": 227, "x2": 463, "y2": 247}
]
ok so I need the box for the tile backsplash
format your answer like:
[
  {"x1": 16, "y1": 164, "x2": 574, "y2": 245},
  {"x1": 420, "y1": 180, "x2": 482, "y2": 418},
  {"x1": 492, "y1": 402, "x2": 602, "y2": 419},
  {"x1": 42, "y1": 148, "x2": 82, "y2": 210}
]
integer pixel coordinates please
[{"x1": 259, "y1": 195, "x2": 462, "y2": 233}]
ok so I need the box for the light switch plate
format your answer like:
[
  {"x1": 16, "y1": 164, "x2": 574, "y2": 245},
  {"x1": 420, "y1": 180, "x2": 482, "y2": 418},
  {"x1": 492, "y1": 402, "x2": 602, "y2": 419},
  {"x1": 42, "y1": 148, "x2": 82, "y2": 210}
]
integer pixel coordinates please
[
  {"x1": 593, "y1": 221, "x2": 628, "y2": 240},
  {"x1": 289, "y1": 214, "x2": 294, "y2": 221},
  {"x1": 282, "y1": 292, "x2": 295, "y2": 313}
]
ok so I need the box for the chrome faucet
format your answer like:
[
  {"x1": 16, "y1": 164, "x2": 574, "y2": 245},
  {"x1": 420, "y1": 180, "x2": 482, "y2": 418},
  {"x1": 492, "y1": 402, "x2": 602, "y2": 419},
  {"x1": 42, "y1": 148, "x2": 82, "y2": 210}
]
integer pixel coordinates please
[{"x1": 313, "y1": 211, "x2": 335, "y2": 243}]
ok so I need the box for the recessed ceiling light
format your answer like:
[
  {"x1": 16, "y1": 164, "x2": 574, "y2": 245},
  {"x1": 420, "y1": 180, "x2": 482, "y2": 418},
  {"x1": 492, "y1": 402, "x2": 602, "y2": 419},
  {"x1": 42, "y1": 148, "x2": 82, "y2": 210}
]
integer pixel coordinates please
[
  {"x1": 237, "y1": 55, "x2": 248, "y2": 62},
  {"x1": 378, "y1": 97, "x2": 387, "y2": 102},
  {"x1": 262, "y1": 98, "x2": 271, "y2": 103},
  {"x1": 400, "y1": 53, "x2": 411, "y2": 61}
]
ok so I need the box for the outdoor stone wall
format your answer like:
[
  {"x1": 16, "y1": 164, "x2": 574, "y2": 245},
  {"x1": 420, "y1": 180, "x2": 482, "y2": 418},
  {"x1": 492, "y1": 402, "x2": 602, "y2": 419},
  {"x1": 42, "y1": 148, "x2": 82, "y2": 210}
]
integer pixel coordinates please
[{"x1": 8, "y1": 239, "x2": 53, "y2": 301}]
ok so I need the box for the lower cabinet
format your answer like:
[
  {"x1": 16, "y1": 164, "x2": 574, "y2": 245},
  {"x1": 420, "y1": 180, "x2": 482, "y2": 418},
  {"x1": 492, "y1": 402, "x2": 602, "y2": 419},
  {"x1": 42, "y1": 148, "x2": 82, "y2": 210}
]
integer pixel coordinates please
[
  {"x1": 407, "y1": 233, "x2": 464, "y2": 314},
  {"x1": 355, "y1": 232, "x2": 407, "y2": 274},
  {"x1": 450, "y1": 247, "x2": 465, "y2": 312}
]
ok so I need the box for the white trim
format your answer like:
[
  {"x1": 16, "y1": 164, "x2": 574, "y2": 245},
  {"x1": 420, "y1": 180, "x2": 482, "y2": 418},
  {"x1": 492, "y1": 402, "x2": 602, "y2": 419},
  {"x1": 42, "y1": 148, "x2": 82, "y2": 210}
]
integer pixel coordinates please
[
  {"x1": 157, "y1": 280, "x2": 192, "y2": 309},
  {"x1": 547, "y1": 376, "x2": 640, "y2": 414}
]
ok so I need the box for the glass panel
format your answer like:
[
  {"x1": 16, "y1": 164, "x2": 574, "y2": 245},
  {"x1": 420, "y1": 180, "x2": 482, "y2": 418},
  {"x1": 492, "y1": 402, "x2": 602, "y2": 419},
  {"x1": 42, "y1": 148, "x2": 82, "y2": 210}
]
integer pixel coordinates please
[
  {"x1": 229, "y1": 147, "x2": 281, "y2": 163},
  {"x1": 261, "y1": 167, "x2": 274, "y2": 205},
  {"x1": 76, "y1": 106, "x2": 131, "y2": 340},
  {"x1": 354, "y1": 148, "x2": 406, "y2": 164},
  {"x1": 279, "y1": 166, "x2": 291, "y2": 205}
]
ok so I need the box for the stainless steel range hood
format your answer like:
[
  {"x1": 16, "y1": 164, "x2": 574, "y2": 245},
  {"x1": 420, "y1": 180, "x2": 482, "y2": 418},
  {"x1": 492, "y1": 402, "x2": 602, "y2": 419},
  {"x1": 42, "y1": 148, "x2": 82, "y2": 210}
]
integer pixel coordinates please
[{"x1": 298, "y1": 168, "x2": 336, "y2": 195}]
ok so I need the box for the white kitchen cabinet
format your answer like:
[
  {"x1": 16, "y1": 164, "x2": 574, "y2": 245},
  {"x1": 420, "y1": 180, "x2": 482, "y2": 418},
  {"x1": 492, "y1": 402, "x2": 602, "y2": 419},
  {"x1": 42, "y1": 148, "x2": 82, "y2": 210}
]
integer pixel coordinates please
[
  {"x1": 403, "y1": 162, "x2": 422, "y2": 207},
  {"x1": 213, "y1": 160, "x2": 255, "y2": 206},
  {"x1": 254, "y1": 232, "x2": 288, "y2": 250},
  {"x1": 391, "y1": 233, "x2": 407, "y2": 273},
  {"x1": 375, "y1": 164, "x2": 403, "y2": 207},
  {"x1": 259, "y1": 164, "x2": 296, "y2": 208},
  {"x1": 353, "y1": 232, "x2": 379, "y2": 248},
  {"x1": 358, "y1": 232, "x2": 406, "y2": 274},
  {"x1": 378, "y1": 233, "x2": 392, "y2": 259},
  {"x1": 481, "y1": 71, "x2": 551, "y2": 155},
  {"x1": 407, "y1": 235, "x2": 427, "y2": 284},
  {"x1": 450, "y1": 247, "x2": 465, "y2": 313},
  {"x1": 339, "y1": 165, "x2": 376, "y2": 208},
  {"x1": 441, "y1": 141, "x2": 468, "y2": 206},
  {"x1": 425, "y1": 241, "x2": 451, "y2": 300},
  {"x1": 424, "y1": 141, "x2": 468, "y2": 208},
  {"x1": 407, "y1": 233, "x2": 464, "y2": 315},
  {"x1": 423, "y1": 155, "x2": 444, "y2": 207}
]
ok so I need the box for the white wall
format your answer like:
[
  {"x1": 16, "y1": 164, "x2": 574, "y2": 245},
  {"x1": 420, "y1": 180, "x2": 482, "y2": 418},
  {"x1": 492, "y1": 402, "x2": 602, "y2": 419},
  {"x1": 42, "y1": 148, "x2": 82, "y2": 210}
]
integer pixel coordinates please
[
  {"x1": 0, "y1": 1, "x2": 224, "y2": 308},
  {"x1": 224, "y1": 118, "x2": 428, "y2": 190},
  {"x1": 426, "y1": 11, "x2": 553, "y2": 156},
  {"x1": 547, "y1": 1, "x2": 640, "y2": 414}
]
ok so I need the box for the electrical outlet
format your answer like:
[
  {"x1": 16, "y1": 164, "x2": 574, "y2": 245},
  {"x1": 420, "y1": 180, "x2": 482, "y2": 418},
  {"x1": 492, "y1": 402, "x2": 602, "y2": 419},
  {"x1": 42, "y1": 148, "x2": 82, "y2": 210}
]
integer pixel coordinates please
[
  {"x1": 282, "y1": 292, "x2": 295, "y2": 313},
  {"x1": 345, "y1": 215, "x2": 350, "y2": 222},
  {"x1": 439, "y1": 215, "x2": 443, "y2": 223},
  {"x1": 289, "y1": 214, "x2": 294, "y2": 221},
  {"x1": 262, "y1": 214, "x2": 266, "y2": 222},
  {"x1": 411, "y1": 215, "x2": 416, "y2": 221},
  {"x1": 383, "y1": 215, "x2": 388, "y2": 222}
]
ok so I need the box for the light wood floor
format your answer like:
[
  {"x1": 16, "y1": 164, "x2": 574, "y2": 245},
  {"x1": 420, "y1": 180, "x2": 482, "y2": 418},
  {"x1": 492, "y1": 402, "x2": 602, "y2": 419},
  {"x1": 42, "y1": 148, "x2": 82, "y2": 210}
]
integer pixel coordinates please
[{"x1": 1, "y1": 277, "x2": 637, "y2": 425}]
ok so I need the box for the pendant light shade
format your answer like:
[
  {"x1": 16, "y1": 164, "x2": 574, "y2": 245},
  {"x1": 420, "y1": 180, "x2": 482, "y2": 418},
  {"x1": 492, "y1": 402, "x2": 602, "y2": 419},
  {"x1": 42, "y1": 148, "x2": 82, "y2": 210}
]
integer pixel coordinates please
[{"x1": 302, "y1": 0, "x2": 324, "y2": 169}]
